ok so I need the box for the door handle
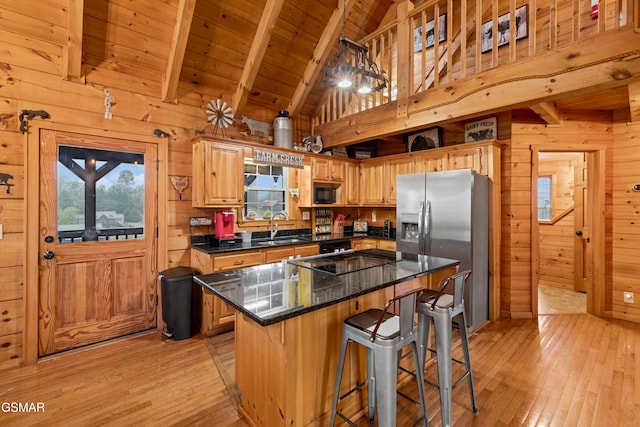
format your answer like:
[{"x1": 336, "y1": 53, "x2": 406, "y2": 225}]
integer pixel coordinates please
[
  {"x1": 576, "y1": 231, "x2": 583, "y2": 236},
  {"x1": 43, "y1": 251, "x2": 55, "y2": 260}
]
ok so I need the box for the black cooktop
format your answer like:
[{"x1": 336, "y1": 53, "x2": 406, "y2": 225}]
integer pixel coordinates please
[{"x1": 288, "y1": 251, "x2": 398, "y2": 276}]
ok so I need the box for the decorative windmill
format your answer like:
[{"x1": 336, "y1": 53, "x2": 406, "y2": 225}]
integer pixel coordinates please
[{"x1": 206, "y1": 99, "x2": 234, "y2": 137}]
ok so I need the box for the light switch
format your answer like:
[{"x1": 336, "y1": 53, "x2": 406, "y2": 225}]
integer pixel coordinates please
[{"x1": 302, "y1": 211, "x2": 310, "y2": 220}]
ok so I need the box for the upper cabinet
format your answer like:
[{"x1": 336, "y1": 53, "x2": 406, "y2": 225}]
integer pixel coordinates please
[
  {"x1": 193, "y1": 139, "x2": 245, "y2": 207},
  {"x1": 360, "y1": 156, "x2": 414, "y2": 205},
  {"x1": 312, "y1": 157, "x2": 344, "y2": 182},
  {"x1": 344, "y1": 161, "x2": 360, "y2": 205}
]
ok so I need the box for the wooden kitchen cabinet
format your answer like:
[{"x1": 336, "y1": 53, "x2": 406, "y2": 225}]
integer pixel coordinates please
[
  {"x1": 344, "y1": 161, "x2": 360, "y2": 205},
  {"x1": 192, "y1": 139, "x2": 244, "y2": 207},
  {"x1": 294, "y1": 244, "x2": 319, "y2": 258},
  {"x1": 377, "y1": 240, "x2": 396, "y2": 251},
  {"x1": 265, "y1": 247, "x2": 295, "y2": 263},
  {"x1": 360, "y1": 156, "x2": 414, "y2": 205},
  {"x1": 312, "y1": 157, "x2": 344, "y2": 182},
  {"x1": 352, "y1": 238, "x2": 377, "y2": 250},
  {"x1": 192, "y1": 250, "x2": 262, "y2": 336},
  {"x1": 359, "y1": 160, "x2": 385, "y2": 204}
]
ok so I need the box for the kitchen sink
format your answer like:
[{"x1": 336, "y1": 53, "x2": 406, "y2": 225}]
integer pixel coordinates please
[{"x1": 257, "y1": 238, "x2": 308, "y2": 246}]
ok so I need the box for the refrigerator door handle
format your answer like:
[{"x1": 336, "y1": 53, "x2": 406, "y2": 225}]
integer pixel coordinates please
[
  {"x1": 417, "y1": 201, "x2": 424, "y2": 251},
  {"x1": 423, "y1": 200, "x2": 431, "y2": 254}
]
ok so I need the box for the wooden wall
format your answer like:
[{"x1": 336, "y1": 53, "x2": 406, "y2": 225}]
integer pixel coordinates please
[
  {"x1": 612, "y1": 115, "x2": 640, "y2": 322},
  {"x1": 506, "y1": 110, "x2": 614, "y2": 318},
  {"x1": 538, "y1": 213, "x2": 575, "y2": 289}
]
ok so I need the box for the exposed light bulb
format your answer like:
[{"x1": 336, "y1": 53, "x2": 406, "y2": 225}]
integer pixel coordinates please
[
  {"x1": 338, "y1": 78, "x2": 352, "y2": 88},
  {"x1": 357, "y1": 79, "x2": 372, "y2": 94}
]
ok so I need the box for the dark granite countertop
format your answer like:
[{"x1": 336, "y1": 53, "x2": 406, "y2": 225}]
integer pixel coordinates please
[
  {"x1": 193, "y1": 249, "x2": 459, "y2": 326},
  {"x1": 190, "y1": 227, "x2": 396, "y2": 255}
]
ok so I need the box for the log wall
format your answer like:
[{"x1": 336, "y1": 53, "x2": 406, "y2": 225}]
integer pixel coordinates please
[{"x1": 612, "y1": 115, "x2": 640, "y2": 322}]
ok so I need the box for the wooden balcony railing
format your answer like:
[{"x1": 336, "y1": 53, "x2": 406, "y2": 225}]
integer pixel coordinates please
[{"x1": 312, "y1": 0, "x2": 636, "y2": 128}]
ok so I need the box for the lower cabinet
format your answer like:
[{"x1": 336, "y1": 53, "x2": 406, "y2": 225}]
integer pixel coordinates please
[{"x1": 191, "y1": 244, "x2": 320, "y2": 336}]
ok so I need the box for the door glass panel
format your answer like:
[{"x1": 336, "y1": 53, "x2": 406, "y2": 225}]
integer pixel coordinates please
[{"x1": 57, "y1": 146, "x2": 145, "y2": 243}]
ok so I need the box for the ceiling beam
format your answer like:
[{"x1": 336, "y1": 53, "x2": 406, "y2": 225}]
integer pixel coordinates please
[
  {"x1": 232, "y1": 0, "x2": 285, "y2": 117},
  {"x1": 287, "y1": 0, "x2": 356, "y2": 117},
  {"x1": 162, "y1": 0, "x2": 196, "y2": 104},
  {"x1": 629, "y1": 81, "x2": 640, "y2": 122},
  {"x1": 530, "y1": 101, "x2": 563, "y2": 125},
  {"x1": 63, "y1": 0, "x2": 84, "y2": 81}
]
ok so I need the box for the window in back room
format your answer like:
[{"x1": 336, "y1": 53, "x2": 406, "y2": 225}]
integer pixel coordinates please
[{"x1": 537, "y1": 176, "x2": 552, "y2": 221}]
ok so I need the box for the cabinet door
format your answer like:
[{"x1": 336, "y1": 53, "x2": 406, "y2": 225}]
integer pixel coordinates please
[
  {"x1": 383, "y1": 157, "x2": 414, "y2": 205},
  {"x1": 313, "y1": 157, "x2": 343, "y2": 182},
  {"x1": 447, "y1": 145, "x2": 485, "y2": 173},
  {"x1": 214, "y1": 251, "x2": 263, "y2": 271},
  {"x1": 330, "y1": 159, "x2": 344, "y2": 181},
  {"x1": 205, "y1": 251, "x2": 263, "y2": 331},
  {"x1": 193, "y1": 141, "x2": 244, "y2": 206},
  {"x1": 344, "y1": 161, "x2": 360, "y2": 205},
  {"x1": 359, "y1": 161, "x2": 385, "y2": 205},
  {"x1": 294, "y1": 244, "x2": 319, "y2": 258},
  {"x1": 265, "y1": 247, "x2": 295, "y2": 263},
  {"x1": 353, "y1": 238, "x2": 377, "y2": 250},
  {"x1": 413, "y1": 152, "x2": 444, "y2": 173},
  {"x1": 377, "y1": 240, "x2": 396, "y2": 251}
]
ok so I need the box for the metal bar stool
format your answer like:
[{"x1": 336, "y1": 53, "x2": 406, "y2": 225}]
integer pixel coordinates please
[
  {"x1": 416, "y1": 270, "x2": 479, "y2": 427},
  {"x1": 330, "y1": 288, "x2": 428, "y2": 427}
]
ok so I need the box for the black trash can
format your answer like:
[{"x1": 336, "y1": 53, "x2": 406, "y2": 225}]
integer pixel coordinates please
[{"x1": 159, "y1": 266, "x2": 200, "y2": 340}]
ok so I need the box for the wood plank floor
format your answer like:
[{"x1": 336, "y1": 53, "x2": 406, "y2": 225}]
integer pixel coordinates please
[
  {"x1": 0, "y1": 331, "x2": 246, "y2": 426},
  {"x1": 1, "y1": 314, "x2": 639, "y2": 426}
]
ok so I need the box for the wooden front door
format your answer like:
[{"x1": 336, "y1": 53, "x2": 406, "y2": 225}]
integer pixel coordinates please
[{"x1": 38, "y1": 130, "x2": 158, "y2": 356}]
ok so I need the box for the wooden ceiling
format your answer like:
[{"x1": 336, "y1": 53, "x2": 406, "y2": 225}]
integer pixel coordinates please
[
  {"x1": 72, "y1": 0, "x2": 633, "y2": 133},
  {"x1": 78, "y1": 0, "x2": 395, "y2": 123}
]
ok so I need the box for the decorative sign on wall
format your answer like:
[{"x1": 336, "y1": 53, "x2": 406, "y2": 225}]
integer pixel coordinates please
[
  {"x1": 254, "y1": 148, "x2": 304, "y2": 168},
  {"x1": 465, "y1": 117, "x2": 497, "y2": 142},
  {"x1": 171, "y1": 176, "x2": 189, "y2": 200}
]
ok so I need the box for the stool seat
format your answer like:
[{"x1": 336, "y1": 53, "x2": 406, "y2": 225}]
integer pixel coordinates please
[
  {"x1": 330, "y1": 288, "x2": 428, "y2": 427},
  {"x1": 417, "y1": 270, "x2": 479, "y2": 427}
]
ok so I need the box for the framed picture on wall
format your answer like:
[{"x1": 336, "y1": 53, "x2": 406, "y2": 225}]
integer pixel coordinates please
[
  {"x1": 481, "y1": 5, "x2": 528, "y2": 53},
  {"x1": 414, "y1": 14, "x2": 447, "y2": 52},
  {"x1": 406, "y1": 127, "x2": 441, "y2": 151}
]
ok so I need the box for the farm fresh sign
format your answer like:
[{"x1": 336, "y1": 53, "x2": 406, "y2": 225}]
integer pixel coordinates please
[
  {"x1": 464, "y1": 117, "x2": 497, "y2": 143},
  {"x1": 253, "y1": 148, "x2": 304, "y2": 168}
]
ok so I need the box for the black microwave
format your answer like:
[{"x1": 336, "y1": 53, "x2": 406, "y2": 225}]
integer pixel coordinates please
[{"x1": 314, "y1": 185, "x2": 337, "y2": 204}]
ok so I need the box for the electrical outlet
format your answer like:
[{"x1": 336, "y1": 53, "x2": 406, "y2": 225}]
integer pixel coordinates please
[
  {"x1": 302, "y1": 211, "x2": 310, "y2": 220},
  {"x1": 0, "y1": 223, "x2": 3, "y2": 239},
  {"x1": 372, "y1": 212, "x2": 376, "y2": 222},
  {"x1": 624, "y1": 292, "x2": 634, "y2": 304}
]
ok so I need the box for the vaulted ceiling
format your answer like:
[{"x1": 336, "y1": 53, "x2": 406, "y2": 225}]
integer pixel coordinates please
[
  {"x1": 67, "y1": 0, "x2": 634, "y2": 136},
  {"x1": 76, "y1": 0, "x2": 395, "y2": 123}
]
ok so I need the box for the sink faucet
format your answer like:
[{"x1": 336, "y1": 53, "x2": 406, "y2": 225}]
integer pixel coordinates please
[{"x1": 270, "y1": 211, "x2": 289, "y2": 239}]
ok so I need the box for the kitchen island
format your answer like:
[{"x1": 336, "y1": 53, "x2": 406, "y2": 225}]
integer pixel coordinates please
[{"x1": 194, "y1": 249, "x2": 459, "y2": 426}]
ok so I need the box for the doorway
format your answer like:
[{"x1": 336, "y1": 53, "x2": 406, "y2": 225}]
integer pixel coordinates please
[
  {"x1": 531, "y1": 144, "x2": 606, "y2": 317},
  {"x1": 37, "y1": 130, "x2": 159, "y2": 355}
]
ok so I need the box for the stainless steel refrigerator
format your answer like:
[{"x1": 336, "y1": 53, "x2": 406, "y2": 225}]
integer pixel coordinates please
[{"x1": 396, "y1": 169, "x2": 489, "y2": 331}]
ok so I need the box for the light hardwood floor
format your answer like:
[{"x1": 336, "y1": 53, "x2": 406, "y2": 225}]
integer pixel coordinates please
[{"x1": 1, "y1": 314, "x2": 639, "y2": 426}]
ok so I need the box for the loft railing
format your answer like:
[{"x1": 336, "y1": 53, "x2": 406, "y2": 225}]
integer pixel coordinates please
[{"x1": 312, "y1": 0, "x2": 636, "y2": 128}]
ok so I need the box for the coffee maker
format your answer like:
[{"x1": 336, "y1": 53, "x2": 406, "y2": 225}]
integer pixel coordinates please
[{"x1": 215, "y1": 210, "x2": 235, "y2": 240}]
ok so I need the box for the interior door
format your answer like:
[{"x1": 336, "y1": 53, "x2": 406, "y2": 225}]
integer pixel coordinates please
[
  {"x1": 573, "y1": 154, "x2": 589, "y2": 292},
  {"x1": 38, "y1": 130, "x2": 158, "y2": 356}
]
